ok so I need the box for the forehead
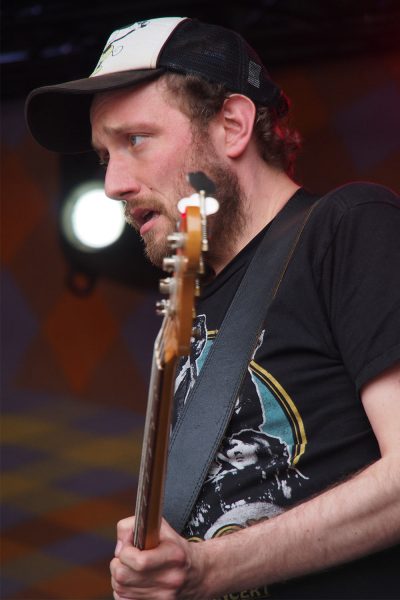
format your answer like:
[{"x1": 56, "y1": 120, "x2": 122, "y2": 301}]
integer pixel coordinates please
[{"x1": 90, "y1": 77, "x2": 183, "y2": 126}]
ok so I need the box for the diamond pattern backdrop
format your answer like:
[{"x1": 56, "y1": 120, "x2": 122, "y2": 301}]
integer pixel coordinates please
[{"x1": 1, "y1": 51, "x2": 400, "y2": 599}]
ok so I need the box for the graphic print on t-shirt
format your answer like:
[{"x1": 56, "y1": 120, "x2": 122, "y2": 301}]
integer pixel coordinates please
[{"x1": 174, "y1": 314, "x2": 308, "y2": 541}]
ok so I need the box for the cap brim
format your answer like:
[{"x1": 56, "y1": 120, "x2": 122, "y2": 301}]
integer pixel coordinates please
[{"x1": 25, "y1": 68, "x2": 165, "y2": 153}]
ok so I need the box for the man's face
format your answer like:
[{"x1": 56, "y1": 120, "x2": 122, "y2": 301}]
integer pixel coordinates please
[{"x1": 91, "y1": 78, "x2": 244, "y2": 268}]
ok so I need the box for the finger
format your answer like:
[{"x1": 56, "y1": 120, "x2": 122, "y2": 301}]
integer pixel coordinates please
[
  {"x1": 119, "y1": 538, "x2": 187, "y2": 573},
  {"x1": 111, "y1": 558, "x2": 141, "y2": 595},
  {"x1": 115, "y1": 516, "x2": 135, "y2": 556},
  {"x1": 159, "y1": 519, "x2": 192, "y2": 565},
  {"x1": 117, "y1": 516, "x2": 135, "y2": 541},
  {"x1": 111, "y1": 556, "x2": 136, "y2": 584},
  {"x1": 112, "y1": 564, "x2": 185, "y2": 598},
  {"x1": 159, "y1": 517, "x2": 178, "y2": 540},
  {"x1": 111, "y1": 564, "x2": 157, "y2": 597}
]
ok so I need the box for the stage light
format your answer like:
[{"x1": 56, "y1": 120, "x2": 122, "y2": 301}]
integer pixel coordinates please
[
  {"x1": 61, "y1": 181, "x2": 125, "y2": 251},
  {"x1": 58, "y1": 174, "x2": 162, "y2": 294}
]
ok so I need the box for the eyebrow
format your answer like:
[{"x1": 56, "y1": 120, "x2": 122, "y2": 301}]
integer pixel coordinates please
[
  {"x1": 91, "y1": 125, "x2": 126, "y2": 153},
  {"x1": 91, "y1": 122, "x2": 155, "y2": 153}
]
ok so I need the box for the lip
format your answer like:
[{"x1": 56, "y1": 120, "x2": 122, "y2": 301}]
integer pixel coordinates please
[
  {"x1": 131, "y1": 207, "x2": 161, "y2": 236},
  {"x1": 140, "y1": 213, "x2": 160, "y2": 236}
]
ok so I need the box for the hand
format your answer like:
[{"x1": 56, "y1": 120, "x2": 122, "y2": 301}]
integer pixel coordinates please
[{"x1": 110, "y1": 516, "x2": 206, "y2": 599}]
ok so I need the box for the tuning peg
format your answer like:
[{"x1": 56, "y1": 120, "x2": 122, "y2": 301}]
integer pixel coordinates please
[
  {"x1": 167, "y1": 232, "x2": 185, "y2": 250},
  {"x1": 155, "y1": 299, "x2": 170, "y2": 316},
  {"x1": 187, "y1": 172, "x2": 216, "y2": 195},
  {"x1": 162, "y1": 256, "x2": 177, "y2": 272},
  {"x1": 159, "y1": 277, "x2": 174, "y2": 295}
]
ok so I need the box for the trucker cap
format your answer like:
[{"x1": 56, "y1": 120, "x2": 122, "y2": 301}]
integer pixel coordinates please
[{"x1": 25, "y1": 16, "x2": 285, "y2": 153}]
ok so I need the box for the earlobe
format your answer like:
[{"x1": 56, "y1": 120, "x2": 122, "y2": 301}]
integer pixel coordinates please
[{"x1": 221, "y1": 94, "x2": 256, "y2": 159}]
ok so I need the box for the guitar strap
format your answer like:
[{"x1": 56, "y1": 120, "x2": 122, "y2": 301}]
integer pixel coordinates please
[{"x1": 163, "y1": 188, "x2": 320, "y2": 533}]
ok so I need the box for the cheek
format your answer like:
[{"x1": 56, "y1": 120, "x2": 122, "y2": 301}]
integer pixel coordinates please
[
  {"x1": 148, "y1": 142, "x2": 192, "y2": 189},
  {"x1": 156, "y1": 153, "x2": 195, "y2": 207}
]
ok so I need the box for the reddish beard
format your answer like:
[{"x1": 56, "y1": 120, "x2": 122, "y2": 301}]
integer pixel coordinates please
[
  {"x1": 123, "y1": 140, "x2": 246, "y2": 271},
  {"x1": 142, "y1": 214, "x2": 177, "y2": 267},
  {"x1": 123, "y1": 197, "x2": 179, "y2": 267}
]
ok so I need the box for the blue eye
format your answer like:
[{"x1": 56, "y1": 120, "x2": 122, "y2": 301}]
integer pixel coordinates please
[{"x1": 129, "y1": 134, "x2": 145, "y2": 146}]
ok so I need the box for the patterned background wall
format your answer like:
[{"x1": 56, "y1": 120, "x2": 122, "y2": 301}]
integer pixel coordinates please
[{"x1": 1, "y1": 49, "x2": 400, "y2": 599}]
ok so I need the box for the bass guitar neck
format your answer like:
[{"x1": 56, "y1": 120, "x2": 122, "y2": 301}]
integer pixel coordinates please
[{"x1": 133, "y1": 205, "x2": 202, "y2": 549}]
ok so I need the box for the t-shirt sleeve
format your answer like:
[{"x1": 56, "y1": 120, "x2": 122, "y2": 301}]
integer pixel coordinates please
[{"x1": 320, "y1": 184, "x2": 400, "y2": 391}]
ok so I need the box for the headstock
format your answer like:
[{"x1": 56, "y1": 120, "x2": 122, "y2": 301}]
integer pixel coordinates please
[
  {"x1": 157, "y1": 205, "x2": 202, "y2": 359},
  {"x1": 155, "y1": 172, "x2": 218, "y2": 361}
]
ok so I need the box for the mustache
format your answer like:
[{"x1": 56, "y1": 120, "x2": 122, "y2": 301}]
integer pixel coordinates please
[{"x1": 123, "y1": 197, "x2": 168, "y2": 229}]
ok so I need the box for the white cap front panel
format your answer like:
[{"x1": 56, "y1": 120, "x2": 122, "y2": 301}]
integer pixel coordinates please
[{"x1": 91, "y1": 17, "x2": 187, "y2": 77}]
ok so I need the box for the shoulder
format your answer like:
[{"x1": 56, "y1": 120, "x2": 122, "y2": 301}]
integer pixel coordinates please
[
  {"x1": 320, "y1": 181, "x2": 400, "y2": 211},
  {"x1": 304, "y1": 182, "x2": 400, "y2": 244},
  {"x1": 313, "y1": 182, "x2": 400, "y2": 219},
  {"x1": 295, "y1": 182, "x2": 400, "y2": 275}
]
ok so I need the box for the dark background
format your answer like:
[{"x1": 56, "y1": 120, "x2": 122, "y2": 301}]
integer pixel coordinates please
[
  {"x1": 3, "y1": 0, "x2": 400, "y2": 99},
  {"x1": 1, "y1": 2, "x2": 400, "y2": 598}
]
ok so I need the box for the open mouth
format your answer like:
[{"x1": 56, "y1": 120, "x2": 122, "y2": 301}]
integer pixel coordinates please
[
  {"x1": 142, "y1": 210, "x2": 156, "y2": 224},
  {"x1": 130, "y1": 207, "x2": 161, "y2": 236},
  {"x1": 132, "y1": 207, "x2": 153, "y2": 226}
]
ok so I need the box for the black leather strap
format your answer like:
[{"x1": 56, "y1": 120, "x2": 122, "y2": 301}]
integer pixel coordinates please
[{"x1": 163, "y1": 189, "x2": 319, "y2": 533}]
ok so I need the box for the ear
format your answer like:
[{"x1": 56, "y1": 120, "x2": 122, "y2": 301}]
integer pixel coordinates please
[{"x1": 219, "y1": 94, "x2": 256, "y2": 159}]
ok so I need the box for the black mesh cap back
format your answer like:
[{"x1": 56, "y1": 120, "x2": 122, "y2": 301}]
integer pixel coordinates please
[{"x1": 158, "y1": 19, "x2": 283, "y2": 108}]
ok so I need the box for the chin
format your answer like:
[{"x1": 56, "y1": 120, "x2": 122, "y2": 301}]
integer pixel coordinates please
[{"x1": 144, "y1": 236, "x2": 170, "y2": 268}]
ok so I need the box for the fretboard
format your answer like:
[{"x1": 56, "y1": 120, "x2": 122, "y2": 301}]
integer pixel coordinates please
[{"x1": 133, "y1": 321, "x2": 178, "y2": 549}]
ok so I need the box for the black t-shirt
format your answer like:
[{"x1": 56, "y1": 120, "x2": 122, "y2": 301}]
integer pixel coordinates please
[{"x1": 173, "y1": 182, "x2": 400, "y2": 598}]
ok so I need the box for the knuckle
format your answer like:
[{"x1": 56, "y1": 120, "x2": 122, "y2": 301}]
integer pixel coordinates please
[
  {"x1": 133, "y1": 551, "x2": 149, "y2": 573},
  {"x1": 113, "y1": 564, "x2": 128, "y2": 586},
  {"x1": 111, "y1": 577, "x2": 121, "y2": 595},
  {"x1": 109, "y1": 556, "x2": 118, "y2": 576},
  {"x1": 113, "y1": 580, "x2": 125, "y2": 596},
  {"x1": 116, "y1": 516, "x2": 131, "y2": 533},
  {"x1": 164, "y1": 567, "x2": 186, "y2": 591},
  {"x1": 168, "y1": 543, "x2": 187, "y2": 567}
]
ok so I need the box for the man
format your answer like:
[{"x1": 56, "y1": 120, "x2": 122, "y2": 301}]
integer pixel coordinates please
[{"x1": 26, "y1": 16, "x2": 400, "y2": 599}]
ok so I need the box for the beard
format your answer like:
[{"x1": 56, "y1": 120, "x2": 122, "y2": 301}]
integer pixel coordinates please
[
  {"x1": 123, "y1": 195, "x2": 179, "y2": 268},
  {"x1": 124, "y1": 134, "x2": 246, "y2": 271},
  {"x1": 203, "y1": 161, "x2": 246, "y2": 273}
]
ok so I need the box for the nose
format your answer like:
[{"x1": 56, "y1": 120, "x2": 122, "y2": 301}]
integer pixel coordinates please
[{"x1": 104, "y1": 154, "x2": 141, "y2": 201}]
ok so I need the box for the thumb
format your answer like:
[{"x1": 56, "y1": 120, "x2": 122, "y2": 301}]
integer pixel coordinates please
[
  {"x1": 115, "y1": 515, "x2": 135, "y2": 556},
  {"x1": 159, "y1": 517, "x2": 183, "y2": 542}
]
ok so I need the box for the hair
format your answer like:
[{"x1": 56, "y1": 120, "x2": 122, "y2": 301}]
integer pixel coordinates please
[
  {"x1": 163, "y1": 72, "x2": 301, "y2": 176},
  {"x1": 222, "y1": 429, "x2": 289, "y2": 461}
]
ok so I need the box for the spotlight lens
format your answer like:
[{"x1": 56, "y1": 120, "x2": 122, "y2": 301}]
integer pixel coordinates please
[{"x1": 63, "y1": 183, "x2": 125, "y2": 250}]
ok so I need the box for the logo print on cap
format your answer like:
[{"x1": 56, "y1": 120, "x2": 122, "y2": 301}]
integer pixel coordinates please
[{"x1": 92, "y1": 20, "x2": 149, "y2": 75}]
